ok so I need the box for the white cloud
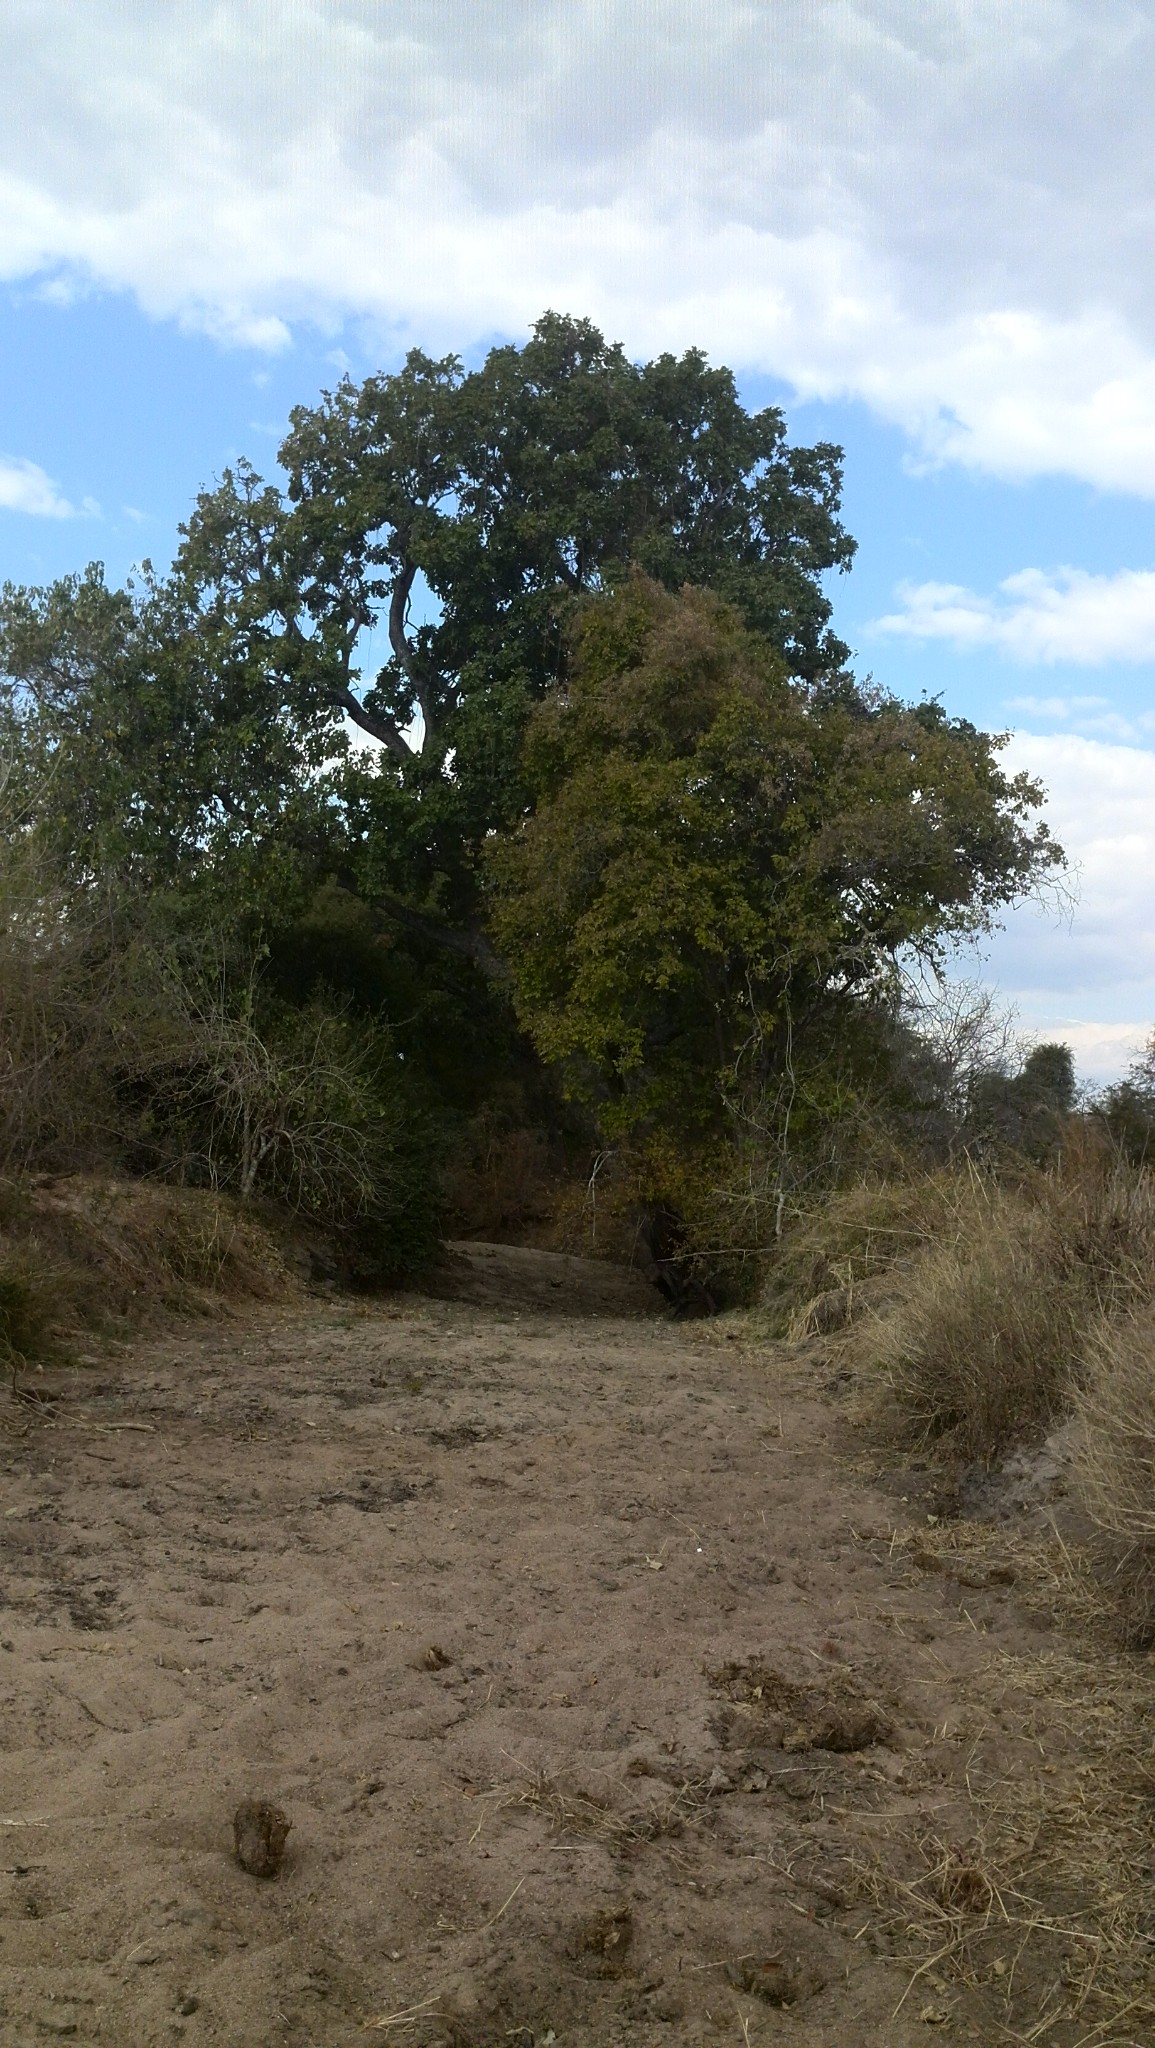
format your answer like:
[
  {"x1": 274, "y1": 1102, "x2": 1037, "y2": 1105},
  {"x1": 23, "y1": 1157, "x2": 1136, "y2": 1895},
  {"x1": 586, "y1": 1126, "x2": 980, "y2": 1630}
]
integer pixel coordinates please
[
  {"x1": 1007, "y1": 698, "x2": 1155, "y2": 745},
  {"x1": 874, "y1": 566, "x2": 1155, "y2": 667},
  {"x1": 6, "y1": 4, "x2": 1155, "y2": 487},
  {"x1": 1043, "y1": 1020, "x2": 1151, "y2": 1084},
  {"x1": 978, "y1": 732, "x2": 1155, "y2": 1078},
  {"x1": 0, "y1": 455, "x2": 73, "y2": 518}
]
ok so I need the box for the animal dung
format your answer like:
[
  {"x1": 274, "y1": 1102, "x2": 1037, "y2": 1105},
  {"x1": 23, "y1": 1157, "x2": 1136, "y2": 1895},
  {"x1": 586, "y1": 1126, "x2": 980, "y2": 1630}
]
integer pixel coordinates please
[{"x1": 233, "y1": 1797, "x2": 292, "y2": 1878}]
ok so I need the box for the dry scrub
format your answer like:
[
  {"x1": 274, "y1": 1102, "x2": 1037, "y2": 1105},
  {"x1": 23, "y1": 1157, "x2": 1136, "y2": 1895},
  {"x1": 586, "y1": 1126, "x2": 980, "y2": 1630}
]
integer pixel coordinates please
[
  {"x1": 867, "y1": 1185, "x2": 1087, "y2": 1458},
  {"x1": 845, "y1": 1521, "x2": 1155, "y2": 2044},
  {"x1": 761, "y1": 1168, "x2": 989, "y2": 1338}
]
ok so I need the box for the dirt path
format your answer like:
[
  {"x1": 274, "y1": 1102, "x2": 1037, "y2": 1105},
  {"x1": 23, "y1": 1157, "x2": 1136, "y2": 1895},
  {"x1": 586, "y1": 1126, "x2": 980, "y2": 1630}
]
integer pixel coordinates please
[{"x1": 0, "y1": 1247, "x2": 1148, "y2": 2047}]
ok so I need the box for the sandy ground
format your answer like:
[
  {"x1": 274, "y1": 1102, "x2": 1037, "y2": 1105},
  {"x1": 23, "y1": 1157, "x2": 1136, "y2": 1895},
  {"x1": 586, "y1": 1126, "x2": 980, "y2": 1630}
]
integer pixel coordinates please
[{"x1": 0, "y1": 1245, "x2": 1147, "y2": 2047}]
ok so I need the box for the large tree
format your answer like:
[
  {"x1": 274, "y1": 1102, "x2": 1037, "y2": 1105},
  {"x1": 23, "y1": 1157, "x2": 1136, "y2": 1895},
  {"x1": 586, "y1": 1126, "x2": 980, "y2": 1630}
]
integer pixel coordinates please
[
  {"x1": 4, "y1": 314, "x2": 857, "y2": 956},
  {"x1": 485, "y1": 577, "x2": 1062, "y2": 1134}
]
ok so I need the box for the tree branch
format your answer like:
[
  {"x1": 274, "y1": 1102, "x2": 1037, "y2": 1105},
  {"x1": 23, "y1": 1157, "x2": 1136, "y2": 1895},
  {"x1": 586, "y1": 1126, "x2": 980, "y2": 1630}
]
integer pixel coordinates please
[
  {"x1": 388, "y1": 561, "x2": 417, "y2": 676},
  {"x1": 388, "y1": 558, "x2": 435, "y2": 747},
  {"x1": 370, "y1": 891, "x2": 510, "y2": 982},
  {"x1": 554, "y1": 548, "x2": 581, "y2": 593},
  {"x1": 334, "y1": 687, "x2": 416, "y2": 764}
]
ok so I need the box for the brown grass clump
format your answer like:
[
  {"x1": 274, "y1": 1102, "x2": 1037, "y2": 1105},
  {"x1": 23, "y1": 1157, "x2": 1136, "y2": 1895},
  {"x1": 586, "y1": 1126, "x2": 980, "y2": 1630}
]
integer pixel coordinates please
[
  {"x1": 1072, "y1": 1303, "x2": 1155, "y2": 1641},
  {"x1": 847, "y1": 1140, "x2": 1155, "y2": 1459},
  {"x1": 868, "y1": 1185, "x2": 1082, "y2": 1458},
  {"x1": 762, "y1": 1168, "x2": 977, "y2": 1335},
  {"x1": 513, "y1": 1768, "x2": 705, "y2": 1850}
]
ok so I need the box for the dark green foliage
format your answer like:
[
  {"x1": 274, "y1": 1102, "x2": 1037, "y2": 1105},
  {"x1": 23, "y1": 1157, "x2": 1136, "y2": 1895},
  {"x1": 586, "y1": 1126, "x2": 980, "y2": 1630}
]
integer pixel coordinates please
[
  {"x1": 1021, "y1": 1041, "x2": 1077, "y2": 1111},
  {"x1": 963, "y1": 1038, "x2": 1079, "y2": 1161},
  {"x1": 188, "y1": 311, "x2": 856, "y2": 922},
  {"x1": 0, "y1": 876, "x2": 446, "y2": 1280}
]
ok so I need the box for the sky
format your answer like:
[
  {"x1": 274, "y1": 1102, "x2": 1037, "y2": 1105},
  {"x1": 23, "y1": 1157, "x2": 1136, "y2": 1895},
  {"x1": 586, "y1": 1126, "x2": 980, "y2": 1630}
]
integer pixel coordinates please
[{"x1": 2, "y1": 0, "x2": 1153, "y2": 1083}]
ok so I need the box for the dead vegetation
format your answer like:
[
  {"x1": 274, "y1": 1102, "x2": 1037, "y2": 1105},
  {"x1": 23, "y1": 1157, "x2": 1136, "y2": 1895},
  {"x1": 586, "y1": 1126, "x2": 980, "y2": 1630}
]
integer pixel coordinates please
[
  {"x1": 754, "y1": 1231, "x2": 1155, "y2": 2048},
  {"x1": 758, "y1": 1133, "x2": 1155, "y2": 1486},
  {"x1": 846, "y1": 1629, "x2": 1155, "y2": 2042},
  {"x1": 779, "y1": 1515, "x2": 1155, "y2": 2045},
  {"x1": 869, "y1": 1144, "x2": 1155, "y2": 1462},
  {"x1": 708, "y1": 1656, "x2": 893, "y2": 1755},
  {"x1": 0, "y1": 1173, "x2": 294, "y2": 1383},
  {"x1": 512, "y1": 1766, "x2": 709, "y2": 1853}
]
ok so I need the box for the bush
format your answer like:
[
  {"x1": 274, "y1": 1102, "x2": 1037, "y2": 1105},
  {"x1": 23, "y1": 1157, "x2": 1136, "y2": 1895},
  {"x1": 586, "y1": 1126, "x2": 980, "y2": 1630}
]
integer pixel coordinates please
[
  {"x1": 1097, "y1": 1033, "x2": 1155, "y2": 1165},
  {"x1": 0, "y1": 847, "x2": 446, "y2": 1282},
  {"x1": 442, "y1": 1109, "x2": 560, "y2": 1242},
  {"x1": 1072, "y1": 1305, "x2": 1155, "y2": 1642},
  {"x1": 116, "y1": 974, "x2": 446, "y2": 1280}
]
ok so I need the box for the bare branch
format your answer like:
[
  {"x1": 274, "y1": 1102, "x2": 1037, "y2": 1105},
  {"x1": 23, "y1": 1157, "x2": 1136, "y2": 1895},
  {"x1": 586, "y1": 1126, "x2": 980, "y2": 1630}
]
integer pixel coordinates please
[{"x1": 388, "y1": 561, "x2": 417, "y2": 676}]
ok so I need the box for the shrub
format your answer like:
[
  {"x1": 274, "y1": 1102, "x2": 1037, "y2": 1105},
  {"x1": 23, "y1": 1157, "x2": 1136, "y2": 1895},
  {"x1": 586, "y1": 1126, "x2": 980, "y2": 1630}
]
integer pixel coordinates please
[
  {"x1": 0, "y1": 856, "x2": 446, "y2": 1282},
  {"x1": 116, "y1": 975, "x2": 446, "y2": 1279},
  {"x1": 442, "y1": 1109, "x2": 559, "y2": 1242},
  {"x1": 1096, "y1": 1031, "x2": 1155, "y2": 1165}
]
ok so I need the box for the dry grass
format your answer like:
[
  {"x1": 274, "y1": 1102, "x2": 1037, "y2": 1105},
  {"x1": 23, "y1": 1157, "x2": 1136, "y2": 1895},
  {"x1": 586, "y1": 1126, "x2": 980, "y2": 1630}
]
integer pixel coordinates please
[
  {"x1": 867, "y1": 1187, "x2": 1084, "y2": 1459},
  {"x1": 847, "y1": 1648, "x2": 1155, "y2": 2043},
  {"x1": 512, "y1": 1766, "x2": 708, "y2": 1851},
  {"x1": 823, "y1": 1141, "x2": 1155, "y2": 1460},
  {"x1": 762, "y1": 1167, "x2": 980, "y2": 1335},
  {"x1": 844, "y1": 1522, "x2": 1155, "y2": 2044},
  {"x1": 1071, "y1": 1303, "x2": 1155, "y2": 1643}
]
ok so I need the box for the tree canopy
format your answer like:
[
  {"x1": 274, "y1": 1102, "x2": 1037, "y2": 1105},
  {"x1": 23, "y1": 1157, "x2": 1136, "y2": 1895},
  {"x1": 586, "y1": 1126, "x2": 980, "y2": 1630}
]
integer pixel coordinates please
[
  {"x1": 484, "y1": 576, "x2": 1061, "y2": 1132},
  {"x1": 3, "y1": 314, "x2": 860, "y2": 938}
]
